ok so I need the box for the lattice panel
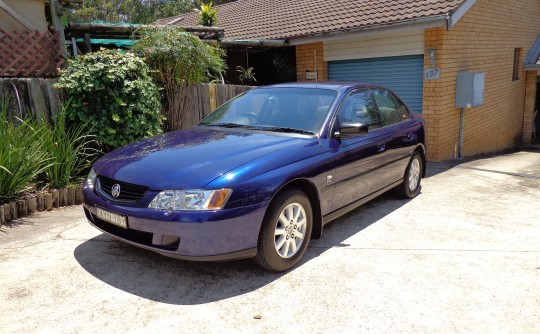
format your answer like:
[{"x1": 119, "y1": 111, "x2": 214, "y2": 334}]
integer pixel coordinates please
[{"x1": 0, "y1": 29, "x2": 65, "y2": 78}]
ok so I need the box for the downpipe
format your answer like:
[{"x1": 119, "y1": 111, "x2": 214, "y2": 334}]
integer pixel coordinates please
[{"x1": 459, "y1": 108, "x2": 465, "y2": 158}]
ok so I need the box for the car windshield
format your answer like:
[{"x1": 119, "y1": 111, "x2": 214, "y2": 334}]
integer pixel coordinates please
[{"x1": 199, "y1": 87, "x2": 338, "y2": 134}]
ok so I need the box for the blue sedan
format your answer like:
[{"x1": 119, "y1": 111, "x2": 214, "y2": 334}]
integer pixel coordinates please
[{"x1": 83, "y1": 82, "x2": 426, "y2": 272}]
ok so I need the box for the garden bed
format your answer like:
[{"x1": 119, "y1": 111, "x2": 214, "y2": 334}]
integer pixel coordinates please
[{"x1": 0, "y1": 186, "x2": 83, "y2": 226}]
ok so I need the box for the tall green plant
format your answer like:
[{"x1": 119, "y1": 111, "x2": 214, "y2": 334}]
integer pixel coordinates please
[
  {"x1": 132, "y1": 27, "x2": 226, "y2": 130},
  {"x1": 55, "y1": 50, "x2": 162, "y2": 150},
  {"x1": 42, "y1": 107, "x2": 99, "y2": 189},
  {"x1": 198, "y1": 2, "x2": 218, "y2": 26},
  {"x1": 0, "y1": 100, "x2": 51, "y2": 203}
]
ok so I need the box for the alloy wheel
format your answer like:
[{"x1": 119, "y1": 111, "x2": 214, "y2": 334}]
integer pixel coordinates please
[
  {"x1": 274, "y1": 202, "x2": 307, "y2": 258},
  {"x1": 408, "y1": 157, "x2": 421, "y2": 192}
]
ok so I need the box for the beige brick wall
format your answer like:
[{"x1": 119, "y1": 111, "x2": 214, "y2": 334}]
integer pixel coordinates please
[
  {"x1": 295, "y1": 43, "x2": 328, "y2": 82},
  {"x1": 424, "y1": 0, "x2": 540, "y2": 161},
  {"x1": 423, "y1": 27, "x2": 447, "y2": 161}
]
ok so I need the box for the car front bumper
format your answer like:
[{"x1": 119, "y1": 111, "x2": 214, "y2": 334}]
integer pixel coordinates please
[{"x1": 83, "y1": 186, "x2": 267, "y2": 261}]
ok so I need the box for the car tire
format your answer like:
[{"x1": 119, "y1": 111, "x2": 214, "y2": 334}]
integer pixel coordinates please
[
  {"x1": 397, "y1": 151, "x2": 423, "y2": 199},
  {"x1": 254, "y1": 188, "x2": 313, "y2": 272}
]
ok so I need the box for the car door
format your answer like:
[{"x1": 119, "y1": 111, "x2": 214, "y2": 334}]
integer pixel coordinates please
[
  {"x1": 371, "y1": 88, "x2": 421, "y2": 184},
  {"x1": 330, "y1": 89, "x2": 392, "y2": 211}
]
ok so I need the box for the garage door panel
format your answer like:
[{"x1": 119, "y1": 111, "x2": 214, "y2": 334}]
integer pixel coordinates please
[{"x1": 329, "y1": 55, "x2": 424, "y2": 113}]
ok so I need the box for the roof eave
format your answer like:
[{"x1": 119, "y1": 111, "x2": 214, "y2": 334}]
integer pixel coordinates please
[
  {"x1": 447, "y1": 0, "x2": 478, "y2": 29},
  {"x1": 524, "y1": 64, "x2": 540, "y2": 71},
  {"x1": 524, "y1": 36, "x2": 540, "y2": 70},
  {"x1": 288, "y1": 15, "x2": 448, "y2": 46}
]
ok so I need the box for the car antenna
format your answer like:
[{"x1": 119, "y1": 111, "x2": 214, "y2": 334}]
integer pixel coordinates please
[{"x1": 314, "y1": 50, "x2": 322, "y2": 145}]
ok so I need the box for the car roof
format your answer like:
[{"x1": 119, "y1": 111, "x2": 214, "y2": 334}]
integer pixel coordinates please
[{"x1": 263, "y1": 82, "x2": 371, "y2": 92}]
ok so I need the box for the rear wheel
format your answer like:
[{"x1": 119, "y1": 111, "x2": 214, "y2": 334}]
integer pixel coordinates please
[
  {"x1": 254, "y1": 189, "x2": 312, "y2": 272},
  {"x1": 397, "y1": 151, "x2": 423, "y2": 199}
]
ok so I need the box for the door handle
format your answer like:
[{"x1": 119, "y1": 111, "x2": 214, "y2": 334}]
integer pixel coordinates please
[{"x1": 406, "y1": 132, "x2": 417, "y2": 142}]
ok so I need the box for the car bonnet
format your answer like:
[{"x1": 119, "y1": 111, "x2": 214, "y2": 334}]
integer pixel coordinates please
[{"x1": 93, "y1": 127, "x2": 310, "y2": 190}]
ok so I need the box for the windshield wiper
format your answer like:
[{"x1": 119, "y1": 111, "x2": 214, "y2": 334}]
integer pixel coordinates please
[
  {"x1": 203, "y1": 123, "x2": 248, "y2": 128},
  {"x1": 202, "y1": 123, "x2": 315, "y2": 135},
  {"x1": 258, "y1": 126, "x2": 315, "y2": 135}
]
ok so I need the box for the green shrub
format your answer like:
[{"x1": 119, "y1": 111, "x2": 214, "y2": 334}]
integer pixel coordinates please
[
  {"x1": 42, "y1": 106, "x2": 99, "y2": 189},
  {"x1": 55, "y1": 50, "x2": 162, "y2": 151},
  {"x1": 132, "y1": 27, "x2": 225, "y2": 130},
  {"x1": 0, "y1": 101, "x2": 51, "y2": 203}
]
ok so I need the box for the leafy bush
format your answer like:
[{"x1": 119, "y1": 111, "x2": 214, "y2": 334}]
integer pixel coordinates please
[
  {"x1": 42, "y1": 106, "x2": 99, "y2": 189},
  {"x1": 55, "y1": 50, "x2": 162, "y2": 150},
  {"x1": 0, "y1": 100, "x2": 51, "y2": 203},
  {"x1": 132, "y1": 27, "x2": 225, "y2": 130}
]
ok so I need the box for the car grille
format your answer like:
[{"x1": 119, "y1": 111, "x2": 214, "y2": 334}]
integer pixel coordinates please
[
  {"x1": 89, "y1": 213, "x2": 180, "y2": 251},
  {"x1": 97, "y1": 175, "x2": 148, "y2": 204}
]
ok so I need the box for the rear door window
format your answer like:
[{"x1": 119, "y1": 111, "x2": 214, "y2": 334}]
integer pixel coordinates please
[
  {"x1": 337, "y1": 89, "x2": 381, "y2": 132},
  {"x1": 372, "y1": 88, "x2": 401, "y2": 126},
  {"x1": 391, "y1": 92, "x2": 411, "y2": 120}
]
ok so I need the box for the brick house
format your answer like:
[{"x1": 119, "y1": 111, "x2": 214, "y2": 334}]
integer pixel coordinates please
[{"x1": 158, "y1": 0, "x2": 540, "y2": 162}]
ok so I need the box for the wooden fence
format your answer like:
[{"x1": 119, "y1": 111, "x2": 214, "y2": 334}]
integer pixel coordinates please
[
  {"x1": 167, "y1": 83, "x2": 252, "y2": 131},
  {"x1": 0, "y1": 78, "x2": 61, "y2": 120},
  {"x1": 0, "y1": 80, "x2": 248, "y2": 129},
  {"x1": 0, "y1": 29, "x2": 65, "y2": 78}
]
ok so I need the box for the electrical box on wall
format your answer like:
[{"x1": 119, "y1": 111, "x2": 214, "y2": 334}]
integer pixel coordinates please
[{"x1": 456, "y1": 72, "x2": 485, "y2": 108}]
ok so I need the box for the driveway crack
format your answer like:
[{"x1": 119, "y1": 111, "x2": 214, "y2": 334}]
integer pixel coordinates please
[{"x1": 456, "y1": 166, "x2": 540, "y2": 179}]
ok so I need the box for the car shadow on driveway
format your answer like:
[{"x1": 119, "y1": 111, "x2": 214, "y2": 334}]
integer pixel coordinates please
[{"x1": 73, "y1": 191, "x2": 418, "y2": 305}]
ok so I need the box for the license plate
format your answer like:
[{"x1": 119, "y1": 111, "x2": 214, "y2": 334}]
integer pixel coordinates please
[{"x1": 96, "y1": 207, "x2": 128, "y2": 229}]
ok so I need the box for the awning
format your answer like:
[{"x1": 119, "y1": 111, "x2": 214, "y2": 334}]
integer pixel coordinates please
[
  {"x1": 524, "y1": 35, "x2": 540, "y2": 71},
  {"x1": 75, "y1": 38, "x2": 134, "y2": 48}
]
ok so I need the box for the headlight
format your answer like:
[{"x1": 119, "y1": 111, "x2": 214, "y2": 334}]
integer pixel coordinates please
[
  {"x1": 149, "y1": 189, "x2": 232, "y2": 211},
  {"x1": 86, "y1": 168, "x2": 97, "y2": 189}
]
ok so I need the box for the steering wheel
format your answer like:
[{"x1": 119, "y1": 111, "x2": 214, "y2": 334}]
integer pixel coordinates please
[{"x1": 238, "y1": 112, "x2": 261, "y2": 124}]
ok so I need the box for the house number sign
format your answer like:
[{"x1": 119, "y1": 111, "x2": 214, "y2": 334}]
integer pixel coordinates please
[
  {"x1": 425, "y1": 68, "x2": 441, "y2": 80},
  {"x1": 306, "y1": 71, "x2": 318, "y2": 80}
]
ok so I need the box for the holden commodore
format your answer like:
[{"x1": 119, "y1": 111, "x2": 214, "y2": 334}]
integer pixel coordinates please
[{"x1": 83, "y1": 82, "x2": 426, "y2": 272}]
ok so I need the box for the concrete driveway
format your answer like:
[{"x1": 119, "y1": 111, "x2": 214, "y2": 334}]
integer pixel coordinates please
[{"x1": 1, "y1": 150, "x2": 539, "y2": 333}]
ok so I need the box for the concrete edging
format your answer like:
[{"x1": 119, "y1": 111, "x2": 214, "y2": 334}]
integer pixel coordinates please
[{"x1": 0, "y1": 185, "x2": 84, "y2": 226}]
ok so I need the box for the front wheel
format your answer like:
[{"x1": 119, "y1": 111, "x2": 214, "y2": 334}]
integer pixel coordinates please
[
  {"x1": 397, "y1": 151, "x2": 423, "y2": 199},
  {"x1": 254, "y1": 189, "x2": 313, "y2": 272}
]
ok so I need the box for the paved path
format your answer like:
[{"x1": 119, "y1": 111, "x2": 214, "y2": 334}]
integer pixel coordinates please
[{"x1": 1, "y1": 150, "x2": 539, "y2": 333}]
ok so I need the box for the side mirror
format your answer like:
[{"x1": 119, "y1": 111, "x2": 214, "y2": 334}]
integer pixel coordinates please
[{"x1": 334, "y1": 122, "x2": 368, "y2": 139}]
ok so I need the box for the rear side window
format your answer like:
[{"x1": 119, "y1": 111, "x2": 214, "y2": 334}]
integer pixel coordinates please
[
  {"x1": 391, "y1": 93, "x2": 411, "y2": 120},
  {"x1": 372, "y1": 88, "x2": 401, "y2": 126},
  {"x1": 337, "y1": 90, "x2": 380, "y2": 130}
]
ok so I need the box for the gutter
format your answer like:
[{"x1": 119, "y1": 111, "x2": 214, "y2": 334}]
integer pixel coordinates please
[
  {"x1": 524, "y1": 64, "x2": 540, "y2": 71},
  {"x1": 201, "y1": 38, "x2": 289, "y2": 47},
  {"x1": 288, "y1": 15, "x2": 448, "y2": 46}
]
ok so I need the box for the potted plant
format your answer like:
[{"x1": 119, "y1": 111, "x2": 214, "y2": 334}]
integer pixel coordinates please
[{"x1": 236, "y1": 66, "x2": 257, "y2": 85}]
